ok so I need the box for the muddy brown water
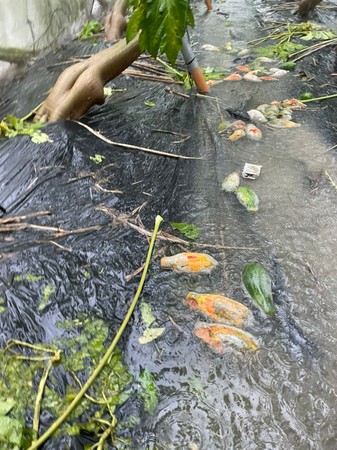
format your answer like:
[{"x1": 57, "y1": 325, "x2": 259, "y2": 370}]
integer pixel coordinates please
[{"x1": 1, "y1": 1, "x2": 337, "y2": 449}]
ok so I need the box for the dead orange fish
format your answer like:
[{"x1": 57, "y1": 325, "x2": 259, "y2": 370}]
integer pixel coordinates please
[
  {"x1": 160, "y1": 252, "x2": 218, "y2": 273},
  {"x1": 245, "y1": 124, "x2": 262, "y2": 141},
  {"x1": 206, "y1": 79, "x2": 223, "y2": 86},
  {"x1": 228, "y1": 129, "x2": 246, "y2": 141},
  {"x1": 280, "y1": 98, "x2": 307, "y2": 109},
  {"x1": 186, "y1": 292, "x2": 250, "y2": 327},
  {"x1": 243, "y1": 72, "x2": 261, "y2": 82},
  {"x1": 231, "y1": 120, "x2": 247, "y2": 130},
  {"x1": 194, "y1": 322, "x2": 259, "y2": 353},
  {"x1": 235, "y1": 65, "x2": 250, "y2": 72},
  {"x1": 224, "y1": 73, "x2": 242, "y2": 81},
  {"x1": 259, "y1": 76, "x2": 278, "y2": 81}
]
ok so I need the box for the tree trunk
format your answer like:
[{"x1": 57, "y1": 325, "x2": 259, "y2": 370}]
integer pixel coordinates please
[
  {"x1": 35, "y1": 36, "x2": 141, "y2": 122},
  {"x1": 297, "y1": 0, "x2": 322, "y2": 18}
]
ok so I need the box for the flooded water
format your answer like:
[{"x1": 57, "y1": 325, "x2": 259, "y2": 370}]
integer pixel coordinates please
[{"x1": 1, "y1": 0, "x2": 337, "y2": 449}]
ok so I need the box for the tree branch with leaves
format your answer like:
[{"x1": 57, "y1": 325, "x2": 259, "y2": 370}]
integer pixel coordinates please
[{"x1": 35, "y1": 0, "x2": 194, "y2": 122}]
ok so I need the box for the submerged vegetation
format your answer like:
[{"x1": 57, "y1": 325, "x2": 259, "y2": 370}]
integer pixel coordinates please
[
  {"x1": 0, "y1": 217, "x2": 164, "y2": 449},
  {"x1": 249, "y1": 21, "x2": 336, "y2": 60},
  {"x1": 0, "y1": 114, "x2": 52, "y2": 143},
  {"x1": 79, "y1": 20, "x2": 103, "y2": 40},
  {"x1": 0, "y1": 317, "x2": 143, "y2": 448}
]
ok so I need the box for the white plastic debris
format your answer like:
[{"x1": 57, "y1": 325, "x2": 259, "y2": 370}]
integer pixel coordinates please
[{"x1": 242, "y1": 163, "x2": 263, "y2": 179}]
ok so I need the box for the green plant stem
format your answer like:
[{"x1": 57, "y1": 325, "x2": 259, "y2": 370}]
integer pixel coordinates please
[
  {"x1": 156, "y1": 57, "x2": 184, "y2": 78},
  {"x1": 20, "y1": 101, "x2": 45, "y2": 122},
  {"x1": 95, "y1": 417, "x2": 117, "y2": 450},
  {"x1": 32, "y1": 360, "x2": 53, "y2": 441},
  {"x1": 301, "y1": 93, "x2": 337, "y2": 103},
  {"x1": 27, "y1": 215, "x2": 164, "y2": 450}
]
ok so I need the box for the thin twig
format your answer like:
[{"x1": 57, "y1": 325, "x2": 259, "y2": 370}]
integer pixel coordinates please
[
  {"x1": 0, "y1": 211, "x2": 51, "y2": 225},
  {"x1": 165, "y1": 88, "x2": 191, "y2": 99},
  {"x1": 131, "y1": 61, "x2": 169, "y2": 76},
  {"x1": 94, "y1": 183, "x2": 123, "y2": 194},
  {"x1": 325, "y1": 169, "x2": 337, "y2": 191},
  {"x1": 123, "y1": 69, "x2": 182, "y2": 84},
  {"x1": 72, "y1": 121, "x2": 202, "y2": 160},
  {"x1": 290, "y1": 38, "x2": 337, "y2": 62},
  {"x1": 49, "y1": 240, "x2": 73, "y2": 253},
  {"x1": 325, "y1": 143, "x2": 337, "y2": 152}
]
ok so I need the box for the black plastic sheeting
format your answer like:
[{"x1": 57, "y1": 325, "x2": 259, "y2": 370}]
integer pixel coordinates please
[{"x1": 1, "y1": 9, "x2": 337, "y2": 449}]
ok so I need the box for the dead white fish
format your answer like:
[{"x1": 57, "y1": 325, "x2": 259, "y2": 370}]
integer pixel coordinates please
[
  {"x1": 237, "y1": 48, "x2": 251, "y2": 57},
  {"x1": 262, "y1": 105, "x2": 280, "y2": 120},
  {"x1": 278, "y1": 108, "x2": 293, "y2": 120},
  {"x1": 269, "y1": 68, "x2": 288, "y2": 78},
  {"x1": 256, "y1": 104, "x2": 270, "y2": 113},
  {"x1": 245, "y1": 124, "x2": 262, "y2": 141},
  {"x1": 229, "y1": 129, "x2": 246, "y2": 141},
  {"x1": 201, "y1": 44, "x2": 220, "y2": 52},
  {"x1": 243, "y1": 72, "x2": 262, "y2": 82},
  {"x1": 256, "y1": 56, "x2": 275, "y2": 63},
  {"x1": 247, "y1": 109, "x2": 268, "y2": 124},
  {"x1": 221, "y1": 172, "x2": 241, "y2": 192}
]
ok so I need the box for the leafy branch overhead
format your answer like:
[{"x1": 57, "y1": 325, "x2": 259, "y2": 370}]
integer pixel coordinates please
[{"x1": 126, "y1": 0, "x2": 194, "y2": 64}]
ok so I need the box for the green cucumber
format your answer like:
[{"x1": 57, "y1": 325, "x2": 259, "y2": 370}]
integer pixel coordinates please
[{"x1": 242, "y1": 262, "x2": 276, "y2": 316}]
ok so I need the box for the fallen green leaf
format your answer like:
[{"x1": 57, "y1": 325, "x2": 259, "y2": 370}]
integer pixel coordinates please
[
  {"x1": 0, "y1": 416, "x2": 23, "y2": 446},
  {"x1": 138, "y1": 369, "x2": 158, "y2": 415},
  {"x1": 89, "y1": 154, "x2": 105, "y2": 164},
  {"x1": 25, "y1": 274, "x2": 43, "y2": 282},
  {"x1": 300, "y1": 30, "x2": 336, "y2": 41},
  {"x1": 79, "y1": 20, "x2": 103, "y2": 39},
  {"x1": 38, "y1": 283, "x2": 53, "y2": 311},
  {"x1": 242, "y1": 262, "x2": 276, "y2": 316},
  {"x1": 31, "y1": 131, "x2": 53, "y2": 144},
  {"x1": 0, "y1": 399, "x2": 16, "y2": 416},
  {"x1": 144, "y1": 101, "x2": 156, "y2": 107},
  {"x1": 139, "y1": 327, "x2": 165, "y2": 344},
  {"x1": 202, "y1": 66, "x2": 228, "y2": 80},
  {"x1": 140, "y1": 302, "x2": 156, "y2": 328},
  {"x1": 169, "y1": 222, "x2": 200, "y2": 240},
  {"x1": 299, "y1": 92, "x2": 313, "y2": 100}
]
